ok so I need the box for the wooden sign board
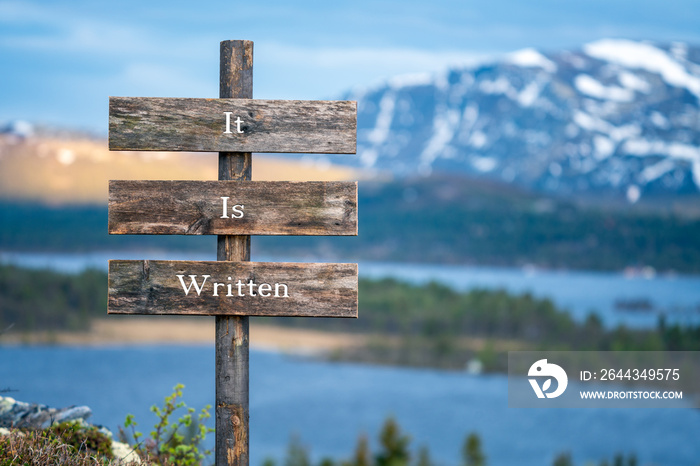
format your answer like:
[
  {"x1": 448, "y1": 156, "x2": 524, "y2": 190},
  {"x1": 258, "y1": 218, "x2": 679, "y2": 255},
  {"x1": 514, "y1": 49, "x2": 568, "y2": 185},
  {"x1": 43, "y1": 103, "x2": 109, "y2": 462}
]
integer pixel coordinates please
[
  {"x1": 109, "y1": 260, "x2": 358, "y2": 317},
  {"x1": 109, "y1": 97, "x2": 356, "y2": 154},
  {"x1": 109, "y1": 180, "x2": 357, "y2": 236}
]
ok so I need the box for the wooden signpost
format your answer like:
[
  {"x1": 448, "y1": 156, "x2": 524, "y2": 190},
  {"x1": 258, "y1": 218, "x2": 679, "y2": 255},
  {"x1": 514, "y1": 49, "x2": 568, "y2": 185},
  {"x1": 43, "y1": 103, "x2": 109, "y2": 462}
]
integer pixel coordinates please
[
  {"x1": 109, "y1": 180, "x2": 357, "y2": 236},
  {"x1": 109, "y1": 260, "x2": 357, "y2": 317},
  {"x1": 109, "y1": 97, "x2": 356, "y2": 153},
  {"x1": 107, "y1": 40, "x2": 358, "y2": 466}
]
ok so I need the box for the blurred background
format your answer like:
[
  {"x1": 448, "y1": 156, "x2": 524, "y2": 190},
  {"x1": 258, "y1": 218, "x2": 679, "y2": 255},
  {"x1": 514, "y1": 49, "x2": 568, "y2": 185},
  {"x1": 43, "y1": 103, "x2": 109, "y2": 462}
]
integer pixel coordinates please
[{"x1": 2, "y1": 1, "x2": 700, "y2": 465}]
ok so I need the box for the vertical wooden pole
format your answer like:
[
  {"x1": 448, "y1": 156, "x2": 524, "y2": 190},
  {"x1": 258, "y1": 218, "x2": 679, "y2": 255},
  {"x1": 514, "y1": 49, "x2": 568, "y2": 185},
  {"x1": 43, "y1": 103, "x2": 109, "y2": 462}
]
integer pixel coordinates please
[{"x1": 216, "y1": 40, "x2": 253, "y2": 466}]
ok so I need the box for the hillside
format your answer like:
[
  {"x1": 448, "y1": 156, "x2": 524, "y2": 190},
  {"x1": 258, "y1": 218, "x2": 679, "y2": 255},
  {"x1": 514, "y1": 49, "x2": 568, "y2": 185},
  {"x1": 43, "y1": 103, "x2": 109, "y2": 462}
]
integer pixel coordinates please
[{"x1": 3, "y1": 174, "x2": 700, "y2": 273}]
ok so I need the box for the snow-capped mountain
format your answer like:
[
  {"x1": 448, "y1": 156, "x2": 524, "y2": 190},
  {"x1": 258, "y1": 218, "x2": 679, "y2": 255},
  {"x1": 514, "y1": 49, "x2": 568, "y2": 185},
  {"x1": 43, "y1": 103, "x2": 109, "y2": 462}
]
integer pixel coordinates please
[{"x1": 343, "y1": 39, "x2": 700, "y2": 202}]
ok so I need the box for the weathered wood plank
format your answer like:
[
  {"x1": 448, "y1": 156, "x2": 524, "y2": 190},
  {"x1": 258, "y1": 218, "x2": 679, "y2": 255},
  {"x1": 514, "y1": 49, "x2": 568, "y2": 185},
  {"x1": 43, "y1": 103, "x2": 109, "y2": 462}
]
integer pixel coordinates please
[
  {"x1": 108, "y1": 260, "x2": 358, "y2": 317},
  {"x1": 109, "y1": 97, "x2": 356, "y2": 154},
  {"x1": 108, "y1": 180, "x2": 357, "y2": 236}
]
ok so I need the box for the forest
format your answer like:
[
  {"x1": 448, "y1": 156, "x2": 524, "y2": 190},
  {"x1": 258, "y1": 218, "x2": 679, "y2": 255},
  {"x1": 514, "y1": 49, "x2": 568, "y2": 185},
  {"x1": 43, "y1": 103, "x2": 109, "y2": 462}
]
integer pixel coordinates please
[{"x1": 4, "y1": 175, "x2": 700, "y2": 273}]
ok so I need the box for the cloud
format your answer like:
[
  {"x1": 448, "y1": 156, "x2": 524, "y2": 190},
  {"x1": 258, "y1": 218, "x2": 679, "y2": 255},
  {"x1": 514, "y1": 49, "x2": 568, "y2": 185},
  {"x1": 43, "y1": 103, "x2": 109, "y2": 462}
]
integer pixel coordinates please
[
  {"x1": 0, "y1": 0, "x2": 211, "y2": 61},
  {"x1": 260, "y1": 42, "x2": 492, "y2": 72}
]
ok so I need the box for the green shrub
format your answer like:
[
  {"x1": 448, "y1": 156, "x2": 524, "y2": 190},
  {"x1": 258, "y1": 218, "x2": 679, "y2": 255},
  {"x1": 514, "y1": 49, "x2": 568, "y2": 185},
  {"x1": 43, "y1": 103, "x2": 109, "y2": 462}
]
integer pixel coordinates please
[{"x1": 120, "y1": 383, "x2": 214, "y2": 466}]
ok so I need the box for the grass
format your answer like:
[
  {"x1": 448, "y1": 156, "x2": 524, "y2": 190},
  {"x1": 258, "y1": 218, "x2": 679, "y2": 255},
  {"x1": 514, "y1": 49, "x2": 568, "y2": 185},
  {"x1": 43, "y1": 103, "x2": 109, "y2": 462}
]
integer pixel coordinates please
[{"x1": 0, "y1": 426, "x2": 129, "y2": 466}]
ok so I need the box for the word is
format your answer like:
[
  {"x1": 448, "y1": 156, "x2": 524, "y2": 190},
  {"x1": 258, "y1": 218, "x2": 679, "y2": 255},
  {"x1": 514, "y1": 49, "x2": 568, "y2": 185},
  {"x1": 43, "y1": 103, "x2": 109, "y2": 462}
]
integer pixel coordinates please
[{"x1": 220, "y1": 197, "x2": 244, "y2": 219}]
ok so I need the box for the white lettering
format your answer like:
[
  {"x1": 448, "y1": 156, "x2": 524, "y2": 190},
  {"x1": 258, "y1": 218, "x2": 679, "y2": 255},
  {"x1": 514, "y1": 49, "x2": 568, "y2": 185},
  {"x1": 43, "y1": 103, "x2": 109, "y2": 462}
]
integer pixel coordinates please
[
  {"x1": 247, "y1": 280, "x2": 257, "y2": 296},
  {"x1": 224, "y1": 114, "x2": 244, "y2": 134},
  {"x1": 231, "y1": 204, "x2": 244, "y2": 219},
  {"x1": 176, "y1": 274, "x2": 288, "y2": 298},
  {"x1": 176, "y1": 274, "x2": 210, "y2": 296},
  {"x1": 224, "y1": 112, "x2": 233, "y2": 134},
  {"x1": 220, "y1": 197, "x2": 244, "y2": 219},
  {"x1": 220, "y1": 197, "x2": 229, "y2": 218},
  {"x1": 258, "y1": 283, "x2": 272, "y2": 297},
  {"x1": 275, "y1": 283, "x2": 289, "y2": 297}
]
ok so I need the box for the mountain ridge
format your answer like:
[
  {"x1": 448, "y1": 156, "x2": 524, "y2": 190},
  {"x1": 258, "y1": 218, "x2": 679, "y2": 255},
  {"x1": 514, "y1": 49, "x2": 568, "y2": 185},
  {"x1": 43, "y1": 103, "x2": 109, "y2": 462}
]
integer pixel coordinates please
[{"x1": 336, "y1": 39, "x2": 700, "y2": 203}]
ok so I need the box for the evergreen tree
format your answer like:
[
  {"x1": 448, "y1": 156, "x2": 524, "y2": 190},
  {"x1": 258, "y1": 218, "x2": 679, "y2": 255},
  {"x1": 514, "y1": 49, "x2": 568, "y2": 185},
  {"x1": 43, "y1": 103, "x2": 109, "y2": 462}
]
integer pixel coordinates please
[
  {"x1": 375, "y1": 417, "x2": 411, "y2": 466},
  {"x1": 552, "y1": 452, "x2": 573, "y2": 466},
  {"x1": 351, "y1": 433, "x2": 371, "y2": 466},
  {"x1": 416, "y1": 446, "x2": 432, "y2": 466},
  {"x1": 462, "y1": 432, "x2": 485, "y2": 466},
  {"x1": 285, "y1": 434, "x2": 310, "y2": 466}
]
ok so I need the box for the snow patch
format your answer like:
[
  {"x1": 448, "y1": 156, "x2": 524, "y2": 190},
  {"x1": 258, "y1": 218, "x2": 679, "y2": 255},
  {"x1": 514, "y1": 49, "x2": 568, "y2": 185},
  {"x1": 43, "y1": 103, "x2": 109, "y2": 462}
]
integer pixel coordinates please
[
  {"x1": 622, "y1": 139, "x2": 700, "y2": 187},
  {"x1": 593, "y1": 135, "x2": 615, "y2": 160},
  {"x1": 626, "y1": 185, "x2": 641, "y2": 203},
  {"x1": 574, "y1": 74, "x2": 634, "y2": 102},
  {"x1": 573, "y1": 111, "x2": 640, "y2": 141},
  {"x1": 506, "y1": 48, "x2": 557, "y2": 73},
  {"x1": 367, "y1": 92, "x2": 396, "y2": 146},
  {"x1": 471, "y1": 156, "x2": 497, "y2": 172},
  {"x1": 650, "y1": 111, "x2": 670, "y2": 129},
  {"x1": 641, "y1": 159, "x2": 676, "y2": 183},
  {"x1": 563, "y1": 52, "x2": 588, "y2": 70},
  {"x1": 480, "y1": 76, "x2": 513, "y2": 95},
  {"x1": 421, "y1": 108, "x2": 460, "y2": 165},
  {"x1": 388, "y1": 72, "x2": 434, "y2": 89},
  {"x1": 670, "y1": 42, "x2": 688, "y2": 61},
  {"x1": 584, "y1": 39, "x2": 700, "y2": 99},
  {"x1": 457, "y1": 104, "x2": 479, "y2": 144},
  {"x1": 618, "y1": 71, "x2": 651, "y2": 93},
  {"x1": 517, "y1": 81, "x2": 541, "y2": 107},
  {"x1": 469, "y1": 130, "x2": 487, "y2": 149},
  {"x1": 479, "y1": 76, "x2": 542, "y2": 107}
]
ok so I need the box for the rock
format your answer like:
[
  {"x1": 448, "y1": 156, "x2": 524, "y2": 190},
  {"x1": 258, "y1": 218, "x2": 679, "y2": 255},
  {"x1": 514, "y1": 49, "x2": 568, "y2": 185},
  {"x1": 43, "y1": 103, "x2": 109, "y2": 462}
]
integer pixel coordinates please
[
  {"x1": 0, "y1": 396, "x2": 142, "y2": 463},
  {"x1": 112, "y1": 440, "x2": 142, "y2": 465},
  {"x1": 0, "y1": 427, "x2": 25, "y2": 437},
  {"x1": 0, "y1": 396, "x2": 92, "y2": 429}
]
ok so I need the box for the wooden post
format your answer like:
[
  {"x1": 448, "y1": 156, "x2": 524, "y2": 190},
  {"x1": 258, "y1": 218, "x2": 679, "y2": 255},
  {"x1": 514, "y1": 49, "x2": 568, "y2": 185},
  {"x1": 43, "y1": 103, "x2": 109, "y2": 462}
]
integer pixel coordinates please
[{"x1": 216, "y1": 40, "x2": 253, "y2": 466}]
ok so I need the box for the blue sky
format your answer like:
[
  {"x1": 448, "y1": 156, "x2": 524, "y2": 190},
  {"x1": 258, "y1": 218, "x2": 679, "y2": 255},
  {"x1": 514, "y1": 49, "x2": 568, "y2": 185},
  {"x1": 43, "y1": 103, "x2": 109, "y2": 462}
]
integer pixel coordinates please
[{"x1": 2, "y1": 0, "x2": 700, "y2": 133}]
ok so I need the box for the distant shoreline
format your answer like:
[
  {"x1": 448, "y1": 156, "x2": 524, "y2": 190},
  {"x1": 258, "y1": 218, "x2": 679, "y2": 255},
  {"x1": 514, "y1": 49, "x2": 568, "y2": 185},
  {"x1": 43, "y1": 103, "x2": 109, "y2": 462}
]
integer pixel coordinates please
[{"x1": 0, "y1": 317, "x2": 366, "y2": 355}]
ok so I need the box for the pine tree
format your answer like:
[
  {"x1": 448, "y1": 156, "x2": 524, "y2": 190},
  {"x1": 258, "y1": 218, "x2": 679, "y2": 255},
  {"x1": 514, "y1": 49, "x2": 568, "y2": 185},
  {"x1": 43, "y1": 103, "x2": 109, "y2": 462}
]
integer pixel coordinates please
[
  {"x1": 351, "y1": 433, "x2": 371, "y2": 466},
  {"x1": 416, "y1": 446, "x2": 432, "y2": 466},
  {"x1": 375, "y1": 417, "x2": 411, "y2": 466},
  {"x1": 285, "y1": 434, "x2": 310, "y2": 466},
  {"x1": 462, "y1": 432, "x2": 486, "y2": 466},
  {"x1": 552, "y1": 452, "x2": 572, "y2": 466}
]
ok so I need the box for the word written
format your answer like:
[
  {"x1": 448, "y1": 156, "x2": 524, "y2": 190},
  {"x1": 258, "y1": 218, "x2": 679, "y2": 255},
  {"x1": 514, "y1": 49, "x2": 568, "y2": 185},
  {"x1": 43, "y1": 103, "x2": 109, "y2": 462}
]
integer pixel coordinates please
[
  {"x1": 220, "y1": 197, "x2": 244, "y2": 219},
  {"x1": 176, "y1": 274, "x2": 289, "y2": 298},
  {"x1": 223, "y1": 112, "x2": 245, "y2": 134}
]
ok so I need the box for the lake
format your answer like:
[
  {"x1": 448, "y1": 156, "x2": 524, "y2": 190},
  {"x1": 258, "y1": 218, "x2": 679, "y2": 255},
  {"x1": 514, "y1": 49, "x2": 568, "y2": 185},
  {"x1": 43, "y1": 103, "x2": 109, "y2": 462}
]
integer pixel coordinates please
[
  {"x1": 1, "y1": 345, "x2": 699, "y2": 466},
  {"x1": 2, "y1": 251, "x2": 700, "y2": 328}
]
